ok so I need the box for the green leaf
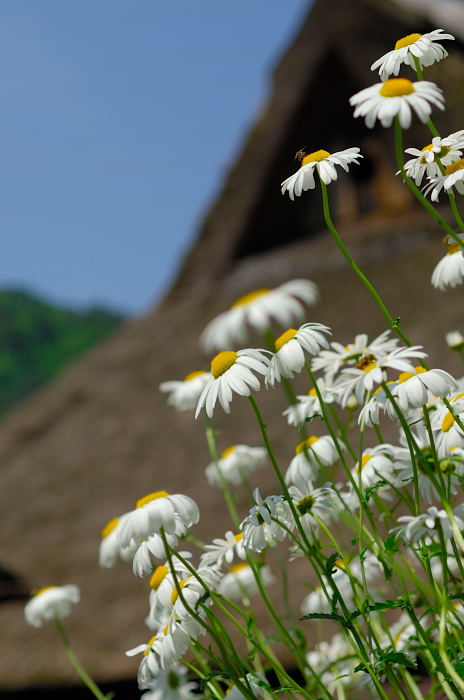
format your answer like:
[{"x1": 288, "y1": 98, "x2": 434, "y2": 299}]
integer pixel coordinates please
[
  {"x1": 383, "y1": 534, "x2": 399, "y2": 553},
  {"x1": 301, "y1": 612, "x2": 345, "y2": 623}
]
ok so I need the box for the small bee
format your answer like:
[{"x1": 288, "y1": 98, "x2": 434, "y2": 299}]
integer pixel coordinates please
[{"x1": 294, "y1": 147, "x2": 308, "y2": 164}]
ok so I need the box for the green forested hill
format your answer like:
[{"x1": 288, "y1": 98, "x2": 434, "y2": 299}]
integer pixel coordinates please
[{"x1": 0, "y1": 290, "x2": 124, "y2": 414}]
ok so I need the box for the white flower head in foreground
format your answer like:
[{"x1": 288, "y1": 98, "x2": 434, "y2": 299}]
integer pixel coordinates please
[
  {"x1": 200, "y1": 279, "x2": 318, "y2": 352},
  {"x1": 200, "y1": 531, "x2": 246, "y2": 568},
  {"x1": 332, "y1": 345, "x2": 427, "y2": 406},
  {"x1": 218, "y1": 562, "x2": 274, "y2": 601},
  {"x1": 350, "y1": 78, "x2": 444, "y2": 129},
  {"x1": 266, "y1": 323, "x2": 331, "y2": 386},
  {"x1": 283, "y1": 380, "x2": 333, "y2": 427},
  {"x1": 25, "y1": 585, "x2": 80, "y2": 628},
  {"x1": 159, "y1": 371, "x2": 211, "y2": 412},
  {"x1": 286, "y1": 435, "x2": 339, "y2": 484},
  {"x1": 392, "y1": 366, "x2": 457, "y2": 410},
  {"x1": 147, "y1": 556, "x2": 192, "y2": 629},
  {"x1": 170, "y1": 564, "x2": 222, "y2": 623},
  {"x1": 424, "y1": 159, "x2": 464, "y2": 202},
  {"x1": 127, "y1": 635, "x2": 161, "y2": 687},
  {"x1": 141, "y1": 666, "x2": 197, "y2": 700},
  {"x1": 312, "y1": 330, "x2": 399, "y2": 382},
  {"x1": 371, "y1": 30, "x2": 454, "y2": 80},
  {"x1": 432, "y1": 236, "x2": 464, "y2": 290},
  {"x1": 402, "y1": 131, "x2": 464, "y2": 186},
  {"x1": 99, "y1": 513, "x2": 138, "y2": 569},
  {"x1": 119, "y1": 491, "x2": 199, "y2": 548},
  {"x1": 205, "y1": 444, "x2": 267, "y2": 488},
  {"x1": 289, "y1": 478, "x2": 339, "y2": 533},
  {"x1": 281, "y1": 147, "x2": 362, "y2": 200},
  {"x1": 394, "y1": 505, "x2": 464, "y2": 543},
  {"x1": 358, "y1": 381, "x2": 398, "y2": 427},
  {"x1": 241, "y1": 489, "x2": 293, "y2": 553},
  {"x1": 195, "y1": 349, "x2": 269, "y2": 418},
  {"x1": 352, "y1": 444, "x2": 397, "y2": 489}
]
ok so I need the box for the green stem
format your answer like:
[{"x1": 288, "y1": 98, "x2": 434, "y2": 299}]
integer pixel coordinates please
[{"x1": 54, "y1": 617, "x2": 108, "y2": 700}]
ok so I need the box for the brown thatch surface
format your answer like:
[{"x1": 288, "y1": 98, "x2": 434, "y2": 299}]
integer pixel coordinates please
[{"x1": 2, "y1": 0, "x2": 464, "y2": 689}]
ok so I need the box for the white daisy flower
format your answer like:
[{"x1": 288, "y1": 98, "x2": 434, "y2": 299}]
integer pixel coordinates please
[
  {"x1": 200, "y1": 279, "x2": 318, "y2": 352},
  {"x1": 392, "y1": 366, "x2": 457, "y2": 410},
  {"x1": 283, "y1": 380, "x2": 333, "y2": 427},
  {"x1": 205, "y1": 444, "x2": 267, "y2": 488},
  {"x1": 446, "y1": 331, "x2": 464, "y2": 350},
  {"x1": 169, "y1": 564, "x2": 222, "y2": 626},
  {"x1": 281, "y1": 147, "x2": 362, "y2": 200},
  {"x1": 265, "y1": 323, "x2": 331, "y2": 386},
  {"x1": 240, "y1": 489, "x2": 293, "y2": 553},
  {"x1": 394, "y1": 505, "x2": 464, "y2": 543},
  {"x1": 380, "y1": 613, "x2": 417, "y2": 657},
  {"x1": 127, "y1": 635, "x2": 162, "y2": 687},
  {"x1": 424, "y1": 159, "x2": 464, "y2": 202},
  {"x1": 371, "y1": 30, "x2": 454, "y2": 81},
  {"x1": 24, "y1": 584, "x2": 80, "y2": 628},
  {"x1": 402, "y1": 131, "x2": 464, "y2": 185},
  {"x1": 200, "y1": 531, "x2": 246, "y2": 568},
  {"x1": 431, "y1": 394, "x2": 464, "y2": 456},
  {"x1": 312, "y1": 330, "x2": 399, "y2": 382},
  {"x1": 286, "y1": 435, "x2": 339, "y2": 484},
  {"x1": 432, "y1": 236, "x2": 464, "y2": 289},
  {"x1": 288, "y1": 478, "x2": 339, "y2": 533},
  {"x1": 99, "y1": 514, "x2": 138, "y2": 568},
  {"x1": 141, "y1": 666, "x2": 197, "y2": 700},
  {"x1": 217, "y1": 562, "x2": 274, "y2": 601},
  {"x1": 119, "y1": 491, "x2": 199, "y2": 548},
  {"x1": 159, "y1": 371, "x2": 211, "y2": 412},
  {"x1": 358, "y1": 381, "x2": 398, "y2": 426},
  {"x1": 332, "y1": 345, "x2": 427, "y2": 406},
  {"x1": 350, "y1": 78, "x2": 444, "y2": 129},
  {"x1": 147, "y1": 558, "x2": 192, "y2": 630},
  {"x1": 306, "y1": 633, "x2": 361, "y2": 692},
  {"x1": 195, "y1": 349, "x2": 270, "y2": 418},
  {"x1": 352, "y1": 444, "x2": 397, "y2": 489}
]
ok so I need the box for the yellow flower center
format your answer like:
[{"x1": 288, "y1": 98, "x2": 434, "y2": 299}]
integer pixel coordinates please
[
  {"x1": 295, "y1": 435, "x2": 320, "y2": 454},
  {"x1": 101, "y1": 517, "x2": 119, "y2": 539},
  {"x1": 448, "y1": 242, "x2": 462, "y2": 254},
  {"x1": 184, "y1": 370, "x2": 206, "y2": 382},
  {"x1": 170, "y1": 578, "x2": 189, "y2": 605},
  {"x1": 442, "y1": 411, "x2": 455, "y2": 433},
  {"x1": 395, "y1": 33, "x2": 422, "y2": 50},
  {"x1": 33, "y1": 586, "x2": 55, "y2": 596},
  {"x1": 453, "y1": 392, "x2": 464, "y2": 402},
  {"x1": 136, "y1": 490, "x2": 169, "y2": 508},
  {"x1": 373, "y1": 380, "x2": 394, "y2": 396},
  {"x1": 143, "y1": 635, "x2": 157, "y2": 656},
  {"x1": 229, "y1": 562, "x2": 248, "y2": 574},
  {"x1": 232, "y1": 289, "x2": 270, "y2": 307},
  {"x1": 379, "y1": 78, "x2": 415, "y2": 97},
  {"x1": 355, "y1": 454, "x2": 372, "y2": 474},
  {"x1": 210, "y1": 351, "x2": 238, "y2": 378},
  {"x1": 356, "y1": 354, "x2": 377, "y2": 372},
  {"x1": 335, "y1": 558, "x2": 345, "y2": 569},
  {"x1": 149, "y1": 565, "x2": 169, "y2": 590},
  {"x1": 296, "y1": 494, "x2": 316, "y2": 515},
  {"x1": 398, "y1": 366, "x2": 427, "y2": 383},
  {"x1": 275, "y1": 328, "x2": 298, "y2": 352},
  {"x1": 221, "y1": 445, "x2": 237, "y2": 459},
  {"x1": 234, "y1": 532, "x2": 243, "y2": 542},
  {"x1": 308, "y1": 387, "x2": 317, "y2": 396},
  {"x1": 420, "y1": 144, "x2": 450, "y2": 164},
  {"x1": 301, "y1": 149, "x2": 331, "y2": 166},
  {"x1": 445, "y1": 159, "x2": 464, "y2": 175}
]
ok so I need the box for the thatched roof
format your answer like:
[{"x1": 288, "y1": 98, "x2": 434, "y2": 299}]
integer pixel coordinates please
[{"x1": 2, "y1": 0, "x2": 464, "y2": 690}]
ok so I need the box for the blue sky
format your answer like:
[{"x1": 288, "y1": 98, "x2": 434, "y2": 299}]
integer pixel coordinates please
[{"x1": 0, "y1": 1, "x2": 310, "y2": 314}]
